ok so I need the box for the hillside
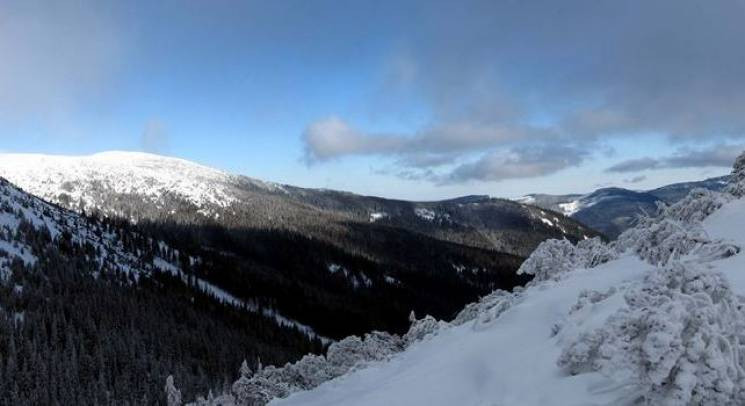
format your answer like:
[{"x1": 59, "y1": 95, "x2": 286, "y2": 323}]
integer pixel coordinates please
[
  {"x1": 195, "y1": 151, "x2": 745, "y2": 405},
  {"x1": 0, "y1": 176, "x2": 325, "y2": 404},
  {"x1": 0, "y1": 152, "x2": 597, "y2": 341}
]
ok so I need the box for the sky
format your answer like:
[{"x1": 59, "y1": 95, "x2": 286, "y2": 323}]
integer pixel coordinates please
[{"x1": 1, "y1": 0, "x2": 744, "y2": 200}]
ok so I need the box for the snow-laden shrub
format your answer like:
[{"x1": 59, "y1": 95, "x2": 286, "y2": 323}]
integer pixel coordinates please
[
  {"x1": 518, "y1": 237, "x2": 617, "y2": 282},
  {"x1": 452, "y1": 289, "x2": 518, "y2": 327},
  {"x1": 689, "y1": 240, "x2": 741, "y2": 263},
  {"x1": 517, "y1": 239, "x2": 577, "y2": 282},
  {"x1": 232, "y1": 372, "x2": 284, "y2": 406},
  {"x1": 661, "y1": 188, "x2": 730, "y2": 224},
  {"x1": 326, "y1": 331, "x2": 404, "y2": 375},
  {"x1": 616, "y1": 214, "x2": 739, "y2": 267},
  {"x1": 615, "y1": 218, "x2": 709, "y2": 266},
  {"x1": 569, "y1": 286, "x2": 618, "y2": 315},
  {"x1": 230, "y1": 331, "x2": 403, "y2": 405},
  {"x1": 727, "y1": 151, "x2": 745, "y2": 197},
  {"x1": 403, "y1": 314, "x2": 449, "y2": 344},
  {"x1": 576, "y1": 237, "x2": 618, "y2": 268},
  {"x1": 558, "y1": 263, "x2": 745, "y2": 405},
  {"x1": 190, "y1": 391, "x2": 226, "y2": 406}
]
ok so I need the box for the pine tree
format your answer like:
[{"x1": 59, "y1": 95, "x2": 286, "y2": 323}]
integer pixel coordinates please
[
  {"x1": 165, "y1": 375, "x2": 182, "y2": 406},
  {"x1": 240, "y1": 360, "x2": 253, "y2": 379}
]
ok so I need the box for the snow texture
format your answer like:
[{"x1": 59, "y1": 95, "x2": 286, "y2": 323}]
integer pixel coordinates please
[{"x1": 0, "y1": 151, "x2": 282, "y2": 219}]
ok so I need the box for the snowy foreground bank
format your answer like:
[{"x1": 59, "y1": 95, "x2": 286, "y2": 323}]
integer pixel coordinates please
[{"x1": 188, "y1": 153, "x2": 745, "y2": 406}]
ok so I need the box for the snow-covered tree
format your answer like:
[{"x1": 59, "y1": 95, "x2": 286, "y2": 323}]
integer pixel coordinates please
[
  {"x1": 615, "y1": 190, "x2": 736, "y2": 267},
  {"x1": 451, "y1": 288, "x2": 522, "y2": 331},
  {"x1": 517, "y1": 237, "x2": 616, "y2": 282},
  {"x1": 240, "y1": 360, "x2": 253, "y2": 379},
  {"x1": 229, "y1": 331, "x2": 404, "y2": 405},
  {"x1": 727, "y1": 151, "x2": 745, "y2": 197},
  {"x1": 326, "y1": 332, "x2": 403, "y2": 375},
  {"x1": 403, "y1": 315, "x2": 447, "y2": 344},
  {"x1": 165, "y1": 375, "x2": 182, "y2": 406},
  {"x1": 559, "y1": 263, "x2": 745, "y2": 405},
  {"x1": 517, "y1": 238, "x2": 578, "y2": 282}
]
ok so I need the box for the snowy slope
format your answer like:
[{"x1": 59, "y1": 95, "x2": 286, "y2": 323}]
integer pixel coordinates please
[
  {"x1": 273, "y1": 257, "x2": 653, "y2": 406},
  {"x1": 204, "y1": 152, "x2": 745, "y2": 406},
  {"x1": 702, "y1": 199, "x2": 745, "y2": 295},
  {"x1": 0, "y1": 151, "x2": 267, "y2": 218},
  {"x1": 0, "y1": 176, "x2": 328, "y2": 343},
  {"x1": 0, "y1": 176, "x2": 151, "y2": 278}
]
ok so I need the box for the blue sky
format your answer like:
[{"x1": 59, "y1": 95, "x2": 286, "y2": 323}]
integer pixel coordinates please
[{"x1": 1, "y1": 0, "x2": 743, "y2": 200}]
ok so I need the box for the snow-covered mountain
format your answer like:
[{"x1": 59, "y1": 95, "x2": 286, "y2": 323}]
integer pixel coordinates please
[
  {"x1": 190, "y1": 152, "x2": 745, "y2": 405},
  {"x1": 0, "y1": 151, "x2": 601, "y2": 344},
  {"x1": 518, "y1": 175, "x2": 730, "y2": 238},
  {"x1": 1, "y1": 174, "x2": 162, "y2": 280},
  {"x1": 0, "y1": 151, "x2": 286, "y2": 219},
  {"x1": 0, "y1": 151, "x2": 597, "y2": 257}
]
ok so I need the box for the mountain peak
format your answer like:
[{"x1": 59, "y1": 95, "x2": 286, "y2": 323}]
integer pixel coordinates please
[{"x1": 0, "y1": 151, "x2": 240, "y2": 218}]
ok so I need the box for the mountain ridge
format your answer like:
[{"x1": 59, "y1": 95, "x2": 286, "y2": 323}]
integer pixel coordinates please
[
  {"x1": 0, "y1": 151, "x2": 599, "y2": 258},
  {"x1": 517, "y1": 175, "x2": 730, "y2": 238}
]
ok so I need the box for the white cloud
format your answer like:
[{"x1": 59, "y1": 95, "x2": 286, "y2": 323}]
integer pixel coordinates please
[{"x1": 606, "y1": 144, "x2": 745, "y2": 173}]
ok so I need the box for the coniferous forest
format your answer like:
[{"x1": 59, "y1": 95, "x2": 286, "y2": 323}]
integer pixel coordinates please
[{"x1": 0, "y1": 223, "x2": 323, "y2": 405}]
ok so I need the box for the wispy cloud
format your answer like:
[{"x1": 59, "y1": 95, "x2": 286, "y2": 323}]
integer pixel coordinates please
[
  {"x1": 606, "y1": 144, "x2": 745, "y2": 173},
  {"x1": 625, "y1": 175, "x2": 647, "y2": 184},
  {"x1": 606, "y1": 158, "x2": 661, "y2": 173}
]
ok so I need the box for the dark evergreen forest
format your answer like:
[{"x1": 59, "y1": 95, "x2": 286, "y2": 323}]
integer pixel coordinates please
[
  {"x1": 0, "y1": 229, "x2": 323, "y2": 405},
  {"x1": 134, "y1": 219, "x2": 530, "y2": 339}
]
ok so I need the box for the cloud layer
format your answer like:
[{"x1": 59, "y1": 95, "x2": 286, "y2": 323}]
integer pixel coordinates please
[{"x1": 302, "y1": 0, "x2": 745, "y2": 184}]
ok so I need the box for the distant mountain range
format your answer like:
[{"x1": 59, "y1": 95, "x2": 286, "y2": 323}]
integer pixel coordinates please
[
  {"x1": 0, "y1": 152, "x2": 598, "y2": 342},
  {"x1": 517, "y1": 175, "x2": 730, "y2": 238}
]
